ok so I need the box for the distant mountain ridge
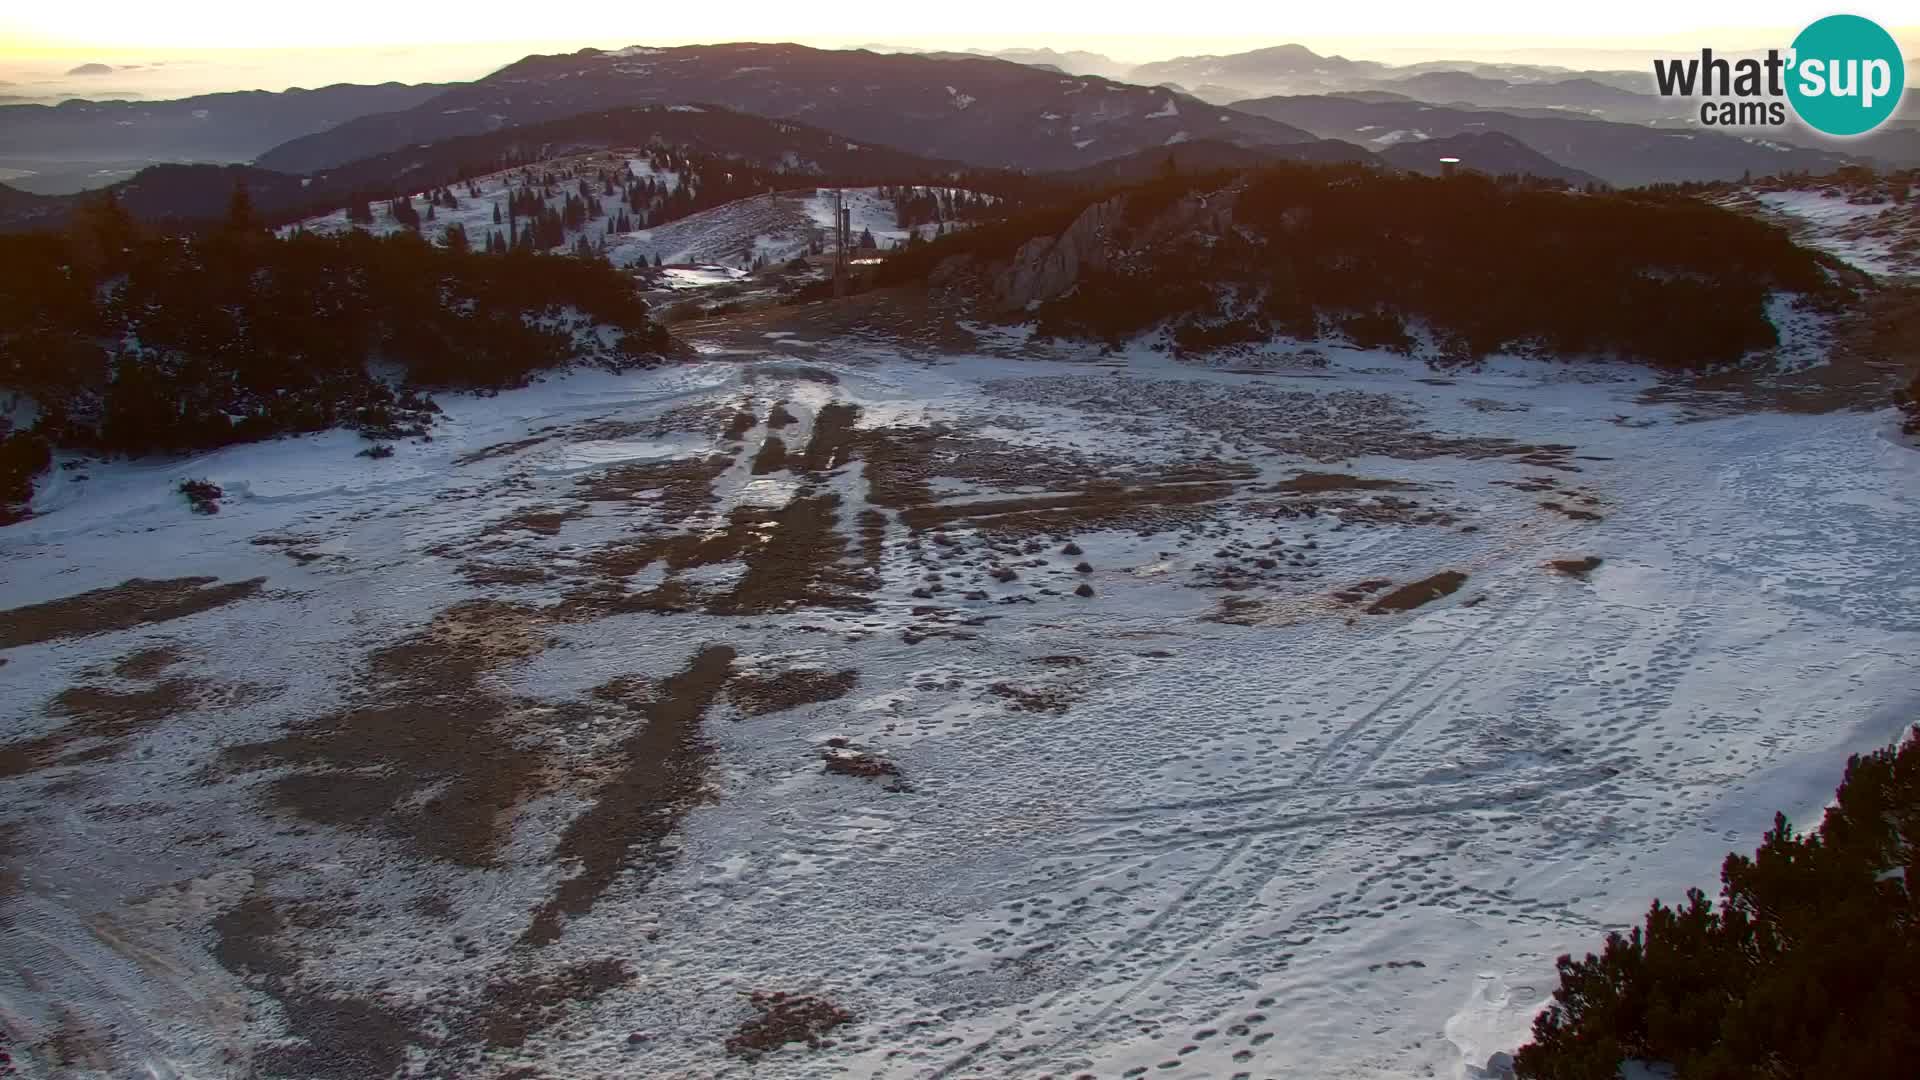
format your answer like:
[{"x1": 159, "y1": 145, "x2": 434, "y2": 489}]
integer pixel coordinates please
[
  {"x1": 1127, "y1": 44, "x2": 1660, "y2": 104},
  {"x1": 1374, "y1": 131, "x2": 1606, "y2": 188},
  {"x1": 0, "y1": 82, "x2": 452, "y2": 167},
  {"x1": 0, "y1": 104, "x2": 996, "y2": 232},
  {"x1": 254, "y1": 43, "x2": 1322, "y2": 175},
  {"x1": 1130, "y1": 44, "x2": 1390, "y2": 95},
  {"x1": 1231, "y1": 94, "x2": 1860, "y2": 186}
]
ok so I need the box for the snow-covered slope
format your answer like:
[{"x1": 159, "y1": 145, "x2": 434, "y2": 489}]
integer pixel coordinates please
[
  {"x1": 1717, "y1": 183, "x2": 1920, "y2": 282},
  {"x1": 604, "y1": 187, "x2": 950, "y2": 269},
  {"x1": 286, "y1": 156, "x2": 964, "y2": 273},
  {"x1": 1, "y1": 335, "x2": 1915, "y2": 1079},
  {"x1": 285, "y1": 151, "x2": 707, "y2": 257}
]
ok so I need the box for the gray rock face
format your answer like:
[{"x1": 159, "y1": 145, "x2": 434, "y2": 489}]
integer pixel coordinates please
[
  {"x1": 990, "y1": 196, "x2": 1126, "y2": 311},
  {"x1": 987, "y1": 190, "x2": 1239, "y2": 311}
]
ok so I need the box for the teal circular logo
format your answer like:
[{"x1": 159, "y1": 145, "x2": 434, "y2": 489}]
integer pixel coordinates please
[{"x1": 1787, "y1": 14, "x2": 1905, "y2": 136}]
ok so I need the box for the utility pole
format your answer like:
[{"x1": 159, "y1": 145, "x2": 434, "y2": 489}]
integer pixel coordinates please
[{"x1": 832, "y1": 187, "x2": 850, "y2": 298}]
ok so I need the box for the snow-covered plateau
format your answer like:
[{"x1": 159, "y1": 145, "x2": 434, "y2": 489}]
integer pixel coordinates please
[{"x1": 1, "y1": 329, "x2": 1915, "y2": 1078}]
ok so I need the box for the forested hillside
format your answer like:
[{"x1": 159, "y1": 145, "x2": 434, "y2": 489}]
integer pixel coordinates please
[
  {"x1": 0, "y1": 191, "x2": 673, "y2": 520},
  {"x1": 885, "y1": 164, "x2": 1853, "y2": 370},
  {"x1": 0, "y1": 105, "x2": 1033, "y2": 234}
]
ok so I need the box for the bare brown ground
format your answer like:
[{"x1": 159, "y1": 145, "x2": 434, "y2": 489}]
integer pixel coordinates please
[
  {"x1": 751, "y1": 435, "x2": 790, "y2": 474},
  {"x1": 0, "y1": 576, "x2": 266, "y2": 649},
  {"x1": 725, "y1": 991, "x2": 855, "y2": 1061},
  {"x1": 568, "y1": 490, "x2": 875, "y2": 616},
  {"x1": 524, "y1": 644, "x2": 736, "y2": 947},
  {"x1": 0, "y1": 822, "x2": 21, "y2": 904},
  {"x1": 898, "y1": 483, "x2": 1235, "y2": 537},
  {"x1": 455, "y1": 434, "x2": 552, "y2": 466},
  {"x1": 223, "y1": 600, "x2": 550, "y2": 867},
  {"x1": 723, "y1": 410, "x2": 758, "y2": 440},
  {"x1": 987, "y1": 681, "x2": 1081, "y2": 714},
  {"x1": 1539, "y1": 501, "x2": 1604, "y2": 523},
  {"x1": 576, "y1": 455, "x2": 731, "y2": 516},
  {"x1": 1248, "y1": 489, "x2": 1457, "y2": 528},
  {"x1": 855, "y1": 424, "x2": 942, "y2": 507},
  {"x1": 854, "y1": 423, "x2": 1221, "y2": 510},
  {"x1": 111, "y1": 645, "x2": 184, "y2": 680},
  {"x1": 479, "y1": 504, "x2": 589, "y2": 537},
  {"x1": 1550, "y1": 556, "x2": 1604, "y2": 579},
  {"x1": 459, "y1": 561, "x2": 554, "y2": 587},
  {"x1": 212, "y1": 891, "x2": 421, "y2": 1080},
  {"x1": 798, "y1": 403, "x2": 861, "y2": 472},
  {"x1": 1367, "y1": 572, "x2": 1469, "y2": 614},
  {"x1": 0, "y1": 646, "x2": 203, "y2": 778},
  {"x1": 856, "y1": 508, "x2": 887, "y2": 569},
  {"x1": 1270, "y1": 472, "x2": 1418, "y2": 494},
  {"x1": 729, "y1": 668, "x2": 858, "y2": 716},
  {"x1": 467, "y1": 959, "x2": 633, "y2": 1050},
  {"x1": 41, "y1": 1011, "x2": 112, "y2": 1073},
  {"x1": 674, "y1": 285, "x2": 984, "y2": 355},
  {"x1": 723, "y1": 494, "x2": 874, "y2": 613},
  {"x1": 1331, "y1": 579, "x2": 1394, "y2": 604}
]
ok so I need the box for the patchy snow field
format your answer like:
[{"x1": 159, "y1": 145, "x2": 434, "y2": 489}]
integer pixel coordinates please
[
  {"x1": 602, "y1": 187, "x2": 950, "y2": 270},
  {"x1": 2, "y1": 338, "x2": 1916, "y2": 1079},
  {"x1": 1717, "y1": 186, "x2": 1920, "y2": 282}
]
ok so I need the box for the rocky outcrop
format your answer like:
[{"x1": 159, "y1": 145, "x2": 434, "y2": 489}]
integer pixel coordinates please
[
  {"x1": 990, "y1": 196, "x2": 1127, "y2": 311},
  {"x1": 986, "y1": 189, "x2": 1240, "y2": 311}
]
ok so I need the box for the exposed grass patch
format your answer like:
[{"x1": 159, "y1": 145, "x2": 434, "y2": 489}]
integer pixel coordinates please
[
  {"x1": 987, "y1": 681, "x2": 1078, "y2": 714},
  {"x1": 729, "y1": 668, "x2": 857, "y2": 717},
  {"x1": 111, "y1": 645, "x2": 185, "y2": 680},
  {"x1": 0, "y1": 646, "x2": 213, "y2": 777},
  {"x1": 1271, "y1": 472, "x2": 1417, "y2": 494},
  {"x1": 480, "y1": 504, "x2": 589, "y2": 537},
  {"x1": 523, "y1": 645, "x2": 736, "y2": 947},
  {"x1": 0, "y1": 576, "x2": 267, "y2": 649},
  {"x1": 575, "y1": 455, "x2": 730, "y2": 516},
  {"x1": 897, "y1": 483, "x2": 1235, "y2": 537},
  {"x1": 470, "y1": 959, "x2": 633, "y2": 1050},
  {"x1": 224, "y1": 600, "x2": 549, "y2": 867},
  {"x1": 722, "y1": 410, "x2": 757, "y2": 440},
  {"x1": 750, "y1": 435, "x2": 789, "y2": 475},
  {"x1": 1550, "y1": 556, "x2": 1604, "y2": 579},
  {"x1": 213, "y1": 890, "x2": 422, "y2": 1080},
  {"x1": 1540, "y1": 500, "x2": 1604, "y2": 522},
  {"x1": 1366, "y1": 571, "x2": 1469, "y2": 614},
  {"x1": 725, "y1": 991, "x2": 854, "y2": 1061},
  {"x1": 455, "y1": 434, "x2": 553, "y2": 466},
  {"x1": 798, "y1": 403, "x2": 860, "y2": 472}
]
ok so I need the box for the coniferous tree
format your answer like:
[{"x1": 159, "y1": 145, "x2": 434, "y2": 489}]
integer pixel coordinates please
[{"x1": 225, "y1": 182, "x2": 257, "y2": 234}]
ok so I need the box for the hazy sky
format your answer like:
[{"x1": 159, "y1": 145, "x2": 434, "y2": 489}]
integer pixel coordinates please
[{"x1": 3, "y1": 2, "x2": 1916, "y2": 99}]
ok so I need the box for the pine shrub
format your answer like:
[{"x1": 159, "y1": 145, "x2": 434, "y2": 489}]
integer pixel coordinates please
[{"x1": 1516, "y1": 726, "x2": 1920, "y2": 1078}]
